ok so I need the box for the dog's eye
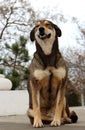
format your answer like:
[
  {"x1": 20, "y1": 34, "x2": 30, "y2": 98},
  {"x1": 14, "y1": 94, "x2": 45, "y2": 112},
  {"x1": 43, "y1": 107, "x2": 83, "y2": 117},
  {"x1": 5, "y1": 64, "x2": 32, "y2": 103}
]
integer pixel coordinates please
[
  {"x1": 45, "y1": 23, "x2": 50, "y2": 26},
  {"x1": 44, "y1": 23, "x2": 52, "y2": 28},
  {"x1": 36, "y1": 25, "x2": 40, "y2": 27},
  {"x1": 45, "y1": 23, "x2": 52, "y2": 29}
]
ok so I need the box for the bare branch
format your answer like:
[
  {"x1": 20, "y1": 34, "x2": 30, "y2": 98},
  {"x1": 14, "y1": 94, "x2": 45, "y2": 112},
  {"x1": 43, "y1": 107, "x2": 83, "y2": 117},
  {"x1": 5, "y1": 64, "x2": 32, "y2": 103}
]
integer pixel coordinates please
[
  {"x1": 0, "y1": 7, "x2": 13, "y2": 39},
  {"x1": 8, "y1": 21, "x2": 29, "y2": 26}
]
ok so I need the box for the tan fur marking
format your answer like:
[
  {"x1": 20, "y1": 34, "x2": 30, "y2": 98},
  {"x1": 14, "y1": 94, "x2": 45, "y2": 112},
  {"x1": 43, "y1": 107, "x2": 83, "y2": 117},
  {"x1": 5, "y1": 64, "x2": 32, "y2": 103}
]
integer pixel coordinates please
[
  {"x1": 52, "y1": 67, "x2": 66, "y2": 79},
  {"x1": 34, "y1": 69, "x2": 50, "y2": 80},
  {"x1": 37, "y1": 91, "x2": 40, "y2": 107},
  {"x1": 36, "y1": 22, "x2": 40, "y2": 27},
  {"x1": 44, "y1": 20, "x2": 49, "y2": 24}
]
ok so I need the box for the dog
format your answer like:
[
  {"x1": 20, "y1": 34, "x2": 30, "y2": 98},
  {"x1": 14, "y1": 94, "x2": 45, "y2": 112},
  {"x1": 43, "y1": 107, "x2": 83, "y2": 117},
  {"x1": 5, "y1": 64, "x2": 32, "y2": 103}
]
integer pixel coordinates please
[{"x1": 27, "y1": 20, "x2": 78, "y2": 127}]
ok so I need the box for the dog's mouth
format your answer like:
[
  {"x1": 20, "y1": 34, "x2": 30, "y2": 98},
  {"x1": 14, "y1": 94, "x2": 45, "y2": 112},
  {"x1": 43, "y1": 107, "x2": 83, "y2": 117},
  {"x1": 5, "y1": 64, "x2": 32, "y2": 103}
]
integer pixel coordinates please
[{"x1": 38, "y1": 33, "x2": 51, "y2": 40}]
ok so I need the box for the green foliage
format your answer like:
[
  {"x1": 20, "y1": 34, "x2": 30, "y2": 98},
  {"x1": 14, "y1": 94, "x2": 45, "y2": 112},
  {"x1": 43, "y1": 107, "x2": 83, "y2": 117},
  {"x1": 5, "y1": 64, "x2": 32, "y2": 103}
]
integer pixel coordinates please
[
  {"x1": 21, "y1": 49, "x2": 29, "y2": 62},
  {"x1": 0, "y1": 57, "x2": 2, "y2": 61},
  {"x1": 66, "y1": 88, "x2": 81, "y2": 106},
  {"x1": 23, "y1": 68, "x2": 30, "y2": 79},
  {"x1": 5, "y1": 43, "x2": 11, "y2": 49},
  {"x1": 20, "y1": 36, "x2": 27, "y2": 47},
  {"x1": 0, "y1": 68, "x2": 4, "y2": 74},
  {"x1": 11, "y1": 69, "x2": 20, "y2": 77},
  {"x1": 5, "y1": 36, "x2": 29, "y2": 63},
  {"x1": 6, "y1": 70, "x2": 20, "y2": 90},
  {"x1": 8, "y1": 76, "x2": 20, "y2": 90},
  {"x1": 12, "y1": 42, "x2": 19, "y2": 55}
]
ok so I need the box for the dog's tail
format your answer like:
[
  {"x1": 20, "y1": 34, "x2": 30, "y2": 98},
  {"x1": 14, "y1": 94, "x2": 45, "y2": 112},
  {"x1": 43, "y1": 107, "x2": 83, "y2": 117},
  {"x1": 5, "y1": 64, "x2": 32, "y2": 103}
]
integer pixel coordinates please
[
  {"x1": 66, "y1": 106, "x2": 78, "y2": 123},
  {"x1": 70, "y1": 111, "x2": 78, "y2": 123},
  {"x1": 65, "y1": 99, "x2": 78, "y2": 123}
]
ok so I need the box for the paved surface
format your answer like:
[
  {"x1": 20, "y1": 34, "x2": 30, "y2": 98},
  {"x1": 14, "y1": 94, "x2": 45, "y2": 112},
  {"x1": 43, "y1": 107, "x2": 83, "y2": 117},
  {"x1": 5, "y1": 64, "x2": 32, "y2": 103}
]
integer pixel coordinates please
[{"x1": 0, "y1": 107, "x2": 85, "y2": 130}]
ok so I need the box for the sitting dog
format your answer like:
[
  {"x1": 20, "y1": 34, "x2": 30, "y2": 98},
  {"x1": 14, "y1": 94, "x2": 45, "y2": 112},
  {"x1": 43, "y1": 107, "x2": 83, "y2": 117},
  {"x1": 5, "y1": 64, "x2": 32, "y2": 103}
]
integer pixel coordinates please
[{"x1": 27, "y1": 20, "x2": 78, "y2": 127}]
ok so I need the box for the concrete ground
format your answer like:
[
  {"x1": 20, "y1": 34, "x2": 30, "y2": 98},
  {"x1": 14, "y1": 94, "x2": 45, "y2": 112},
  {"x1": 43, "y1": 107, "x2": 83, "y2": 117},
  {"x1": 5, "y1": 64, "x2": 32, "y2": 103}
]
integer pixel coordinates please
[{"x1": 0, "y1": 107, "x2": 85, "y2": 130}]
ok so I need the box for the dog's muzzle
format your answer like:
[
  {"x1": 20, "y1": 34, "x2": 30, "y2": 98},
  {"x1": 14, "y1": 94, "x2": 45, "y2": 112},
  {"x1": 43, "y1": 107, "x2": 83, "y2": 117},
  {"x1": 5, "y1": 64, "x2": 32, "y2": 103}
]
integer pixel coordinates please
[{"x1": 38, "y1": 27, "x2": 51, "y2": 40}]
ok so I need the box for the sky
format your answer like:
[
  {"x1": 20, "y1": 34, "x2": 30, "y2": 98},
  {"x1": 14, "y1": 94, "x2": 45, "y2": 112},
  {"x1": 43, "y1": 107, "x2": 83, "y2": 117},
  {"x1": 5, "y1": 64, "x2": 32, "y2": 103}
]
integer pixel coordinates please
[
  {"x1": 28, "y1": 0, "x2": 85, "y2": 56},
  {"x1": 1, "y1": 0, "x2": 85, "y2": 17},
  {"x1": 30, "y1": 0, "x2": 85, "y2": 18}
]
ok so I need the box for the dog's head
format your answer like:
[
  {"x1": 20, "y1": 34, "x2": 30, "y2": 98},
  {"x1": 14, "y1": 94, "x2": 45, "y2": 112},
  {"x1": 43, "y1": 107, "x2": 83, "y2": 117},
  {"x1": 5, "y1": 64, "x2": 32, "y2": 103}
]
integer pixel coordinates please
[{"x1": 30, "y1": 20, "x2": 62, "y2": 42}]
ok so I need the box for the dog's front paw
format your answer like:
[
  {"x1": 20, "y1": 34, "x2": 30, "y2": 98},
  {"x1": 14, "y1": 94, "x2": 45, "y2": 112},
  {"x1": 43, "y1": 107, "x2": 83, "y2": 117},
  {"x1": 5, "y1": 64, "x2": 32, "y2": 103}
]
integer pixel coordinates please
[
  {"x1": 33, "y1": 119, "x2": 44, "y2": 128},
  {"x1": 51, "y1": 119, "x2": 61, "y2": 126}
]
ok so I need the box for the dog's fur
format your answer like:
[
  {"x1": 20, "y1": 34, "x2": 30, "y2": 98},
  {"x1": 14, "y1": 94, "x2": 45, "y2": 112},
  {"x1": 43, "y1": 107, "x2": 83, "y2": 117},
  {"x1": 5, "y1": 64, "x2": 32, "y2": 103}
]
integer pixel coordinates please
[{"x1": 27, "y1": 20, "x2": 78, "y2": 127}]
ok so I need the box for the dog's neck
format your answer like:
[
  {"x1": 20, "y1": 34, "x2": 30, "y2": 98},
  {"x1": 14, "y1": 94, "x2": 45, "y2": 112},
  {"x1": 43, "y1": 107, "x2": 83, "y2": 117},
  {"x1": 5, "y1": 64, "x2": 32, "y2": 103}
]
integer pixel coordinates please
[{"x1": 35, "y1": 38, "x2": 61, "y2": 68}]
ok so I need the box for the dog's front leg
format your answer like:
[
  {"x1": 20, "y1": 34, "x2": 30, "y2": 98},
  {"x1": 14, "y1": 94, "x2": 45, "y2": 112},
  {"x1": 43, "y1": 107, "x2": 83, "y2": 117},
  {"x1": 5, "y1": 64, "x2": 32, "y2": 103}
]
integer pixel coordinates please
[
  {"x1": 31, "y1": 83, "x2": 43, "y2": 127},
  {"x1": 31, "y1": 69, "x2": 50, "y2": 127},
  {"x1": 51, "y1": 86, "x2": 65, "y2": 126},
  {"x1": 50, "y1": 67, "x2": 67, "y2": 126}
]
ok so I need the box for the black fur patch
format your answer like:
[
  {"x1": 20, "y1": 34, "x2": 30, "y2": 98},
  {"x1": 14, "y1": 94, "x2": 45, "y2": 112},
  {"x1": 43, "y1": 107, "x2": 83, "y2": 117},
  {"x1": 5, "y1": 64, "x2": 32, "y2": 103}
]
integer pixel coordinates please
[{"x1": 70, "y1": 111, "x2": 78, "y2": 123}]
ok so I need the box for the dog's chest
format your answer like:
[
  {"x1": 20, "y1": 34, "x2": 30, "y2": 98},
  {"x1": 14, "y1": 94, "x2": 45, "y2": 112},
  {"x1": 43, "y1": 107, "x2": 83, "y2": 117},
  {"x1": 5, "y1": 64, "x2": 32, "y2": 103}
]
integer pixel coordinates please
[
  {"x1": 41, "y1": 87, "x2": 56, "y2": 100},
  {"x1": 40, "y1": 74, "x2": 58, "y2": 101},
  {"x1": 40, "y1": 85, "x2": 57, "y2": 108}
]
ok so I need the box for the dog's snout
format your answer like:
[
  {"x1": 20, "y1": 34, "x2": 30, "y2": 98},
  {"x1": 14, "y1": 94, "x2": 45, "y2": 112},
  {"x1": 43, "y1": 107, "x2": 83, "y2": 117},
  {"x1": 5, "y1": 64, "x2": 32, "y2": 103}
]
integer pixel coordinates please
[{"x1": 39, "y1": 27, "x2": 44, "y2": 32}]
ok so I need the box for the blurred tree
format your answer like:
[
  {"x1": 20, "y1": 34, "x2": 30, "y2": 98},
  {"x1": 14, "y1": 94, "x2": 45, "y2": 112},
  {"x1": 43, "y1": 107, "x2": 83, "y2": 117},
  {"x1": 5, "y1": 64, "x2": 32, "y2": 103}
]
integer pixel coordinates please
[
  {"x1": 0, "y1": 0, "x2": 36, "y2": 90},
  {"x1": 0, "y1": 36, "x2": 30, "y2": 90},
  {"x1": 0, "y1": 68, "x2": 4, "y2": 74},
  {"x1": 2, "y1": 36, "x2": 29, "y2": 69},
  {"x1": 66, "y1": 80, "x2": 81, "y2": 106},
  {"x1": 64, "y1": 48, "x2": 85, "y2": 106},
  {"x1": 0, "y1": 0, "x2": 36, "y2": 47},
  {"x1": 61, "y1": 18, "x2": 85, "y2": 106}
]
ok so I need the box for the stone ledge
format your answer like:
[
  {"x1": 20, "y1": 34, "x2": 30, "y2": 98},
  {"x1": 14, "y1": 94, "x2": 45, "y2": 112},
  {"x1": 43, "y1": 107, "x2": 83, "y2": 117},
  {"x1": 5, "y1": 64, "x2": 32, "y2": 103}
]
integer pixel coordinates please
[{"x1": 0, "y1": 90, "x2": 29, "y2": 116}]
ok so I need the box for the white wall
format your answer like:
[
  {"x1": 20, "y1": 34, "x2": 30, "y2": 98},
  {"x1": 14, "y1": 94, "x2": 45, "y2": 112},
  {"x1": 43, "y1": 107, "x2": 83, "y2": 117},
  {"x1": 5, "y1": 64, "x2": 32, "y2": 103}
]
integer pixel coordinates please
[{"x1": 0, "y1": 90, "x2": 29, "y2": 116}]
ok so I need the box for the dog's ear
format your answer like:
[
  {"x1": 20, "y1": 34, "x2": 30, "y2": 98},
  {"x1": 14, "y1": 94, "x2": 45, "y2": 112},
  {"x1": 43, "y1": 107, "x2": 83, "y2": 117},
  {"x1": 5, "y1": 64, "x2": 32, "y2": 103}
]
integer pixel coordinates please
[
  {"x1": 53, "y1": 24, "x2": 62, "y2": 37},
  {"x1": 30, "y1": 27, "x2": 35, "y2": 42}
]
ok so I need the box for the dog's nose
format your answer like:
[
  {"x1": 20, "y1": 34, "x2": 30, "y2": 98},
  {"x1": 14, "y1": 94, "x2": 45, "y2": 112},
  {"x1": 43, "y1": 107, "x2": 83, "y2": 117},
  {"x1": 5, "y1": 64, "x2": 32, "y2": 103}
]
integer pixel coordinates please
[{"x1": 39, "y1": 27, "x2": 45, "y2": 35}]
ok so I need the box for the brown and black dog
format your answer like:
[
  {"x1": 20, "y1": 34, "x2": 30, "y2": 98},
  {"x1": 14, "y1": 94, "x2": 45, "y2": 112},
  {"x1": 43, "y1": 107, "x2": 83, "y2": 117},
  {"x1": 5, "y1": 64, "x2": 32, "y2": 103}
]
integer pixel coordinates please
[{"x1": 27, "y1": 20, "x2": 78, "y2": 127}]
